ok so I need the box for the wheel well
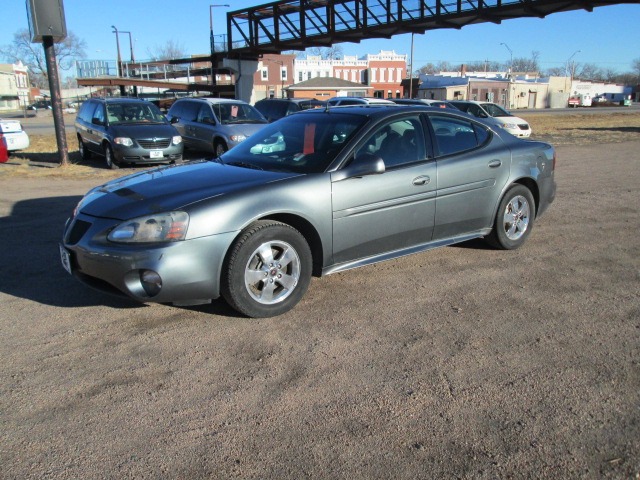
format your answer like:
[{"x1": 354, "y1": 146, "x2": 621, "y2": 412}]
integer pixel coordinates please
[
  {"x1": 513, "y1": 178, "x2": 540, "y2": 217},
  {"x1": 260, "y1": 214, "x2": 324, "y2": 277},
  {"x1": 213, "y1": 137, "x2": 227, "y2": 148}
]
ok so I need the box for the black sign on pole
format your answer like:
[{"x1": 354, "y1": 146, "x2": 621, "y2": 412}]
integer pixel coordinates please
[{"x1": 26, "y1": 0, "x2": 69, "y2": 166}]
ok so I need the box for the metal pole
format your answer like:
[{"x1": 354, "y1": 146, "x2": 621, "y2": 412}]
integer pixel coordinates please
[
  {"x1": 409, "y1": 33, "x2": 414, "y2": 98},
  {"x1": 43, "y1": 36, "x2": 69, "y2": 167}
]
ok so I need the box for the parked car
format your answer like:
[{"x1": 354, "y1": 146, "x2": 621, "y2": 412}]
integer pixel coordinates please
[
  {"x1": 167, "y1": 97, "x2": 268, "y2": 156},
  {"x1": 254, "y1": 97, "x2": 326, "y2": 122},
  {"x1": 0, "y1": 118, "x2": 30, "y2": 152},
  {"x1": 327, "y1": 97, "x2": 396, "y2": 106},
  {"x1": 28, "y1": 100, "x2": 51, "y2": 110},
  {"x1": 61, "y1": 105, "x2": 556, "y2": 318},
  {"x1": 450, "y1": 100, "x2": 531, "y2": 137},
  {"x1": 392, "y1": 98, "x2": 459, "y2": 109},
  {"x1": 75, "y1": 98, "x2": 183, "y2": 169}
]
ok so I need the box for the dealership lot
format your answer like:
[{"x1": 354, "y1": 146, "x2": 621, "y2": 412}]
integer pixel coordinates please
[{"x1": 0, "y1": 140, "x2": 638, "y2": 477}]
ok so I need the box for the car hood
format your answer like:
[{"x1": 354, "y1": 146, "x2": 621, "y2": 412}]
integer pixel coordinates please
[
  {"x1": 78, "y1": 160, "x2": 299, "y2": 220},
  {"x1": 108, "y1": 123, "x2": 178, "y2": 138},
  {"x1": 491, "y1": 115, "x2": 529, "y2": 125},
  {"x1": 219, "y1": 122, "x2": 267, "y2": 137}
]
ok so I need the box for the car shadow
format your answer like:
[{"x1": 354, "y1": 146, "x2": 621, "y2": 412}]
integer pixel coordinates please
[{"x1": 0, "y1": 194, "x2": 237, "y2": 316}]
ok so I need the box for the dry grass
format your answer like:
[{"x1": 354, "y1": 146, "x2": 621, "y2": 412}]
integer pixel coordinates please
[{"x1": 2, "y1": 111, "x2": 639, "y2": 179}]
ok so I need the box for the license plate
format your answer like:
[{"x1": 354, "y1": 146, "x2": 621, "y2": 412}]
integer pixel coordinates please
[
  {"x1": 59, "y1": 244, "x2": 72, "y2": 274},
  {"x1": 149, "y1": 150, "x2": 163, "y2": 159}
]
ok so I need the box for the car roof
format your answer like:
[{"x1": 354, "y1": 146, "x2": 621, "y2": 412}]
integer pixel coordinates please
[{"x1": 177, "y1": 97, "x2": 249, "y2": 105}]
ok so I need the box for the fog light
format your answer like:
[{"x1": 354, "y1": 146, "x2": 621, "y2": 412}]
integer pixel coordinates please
[{"x1": 140, "y1": 270, "x2": 162, "y2": 297}]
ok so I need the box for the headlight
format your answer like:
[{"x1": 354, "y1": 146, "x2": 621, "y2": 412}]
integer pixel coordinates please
[
  {"x1": 172, "y1": 135, "x2": 182, "y2": 145},
  {"x1": 230, "y1": 134, "x2": 247, "y2": 143},
  {"x1": 500, "y1": 123, "x2": 517, "y2": 130},
  {"x1": 114, "y1": 137, "x2": 133, "y2": 147},
  {"x1": 108, "y1": 211, "x2": 189, "y2": 243}
]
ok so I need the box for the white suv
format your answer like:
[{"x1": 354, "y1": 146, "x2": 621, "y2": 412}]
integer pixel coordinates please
[{"x1": 451, "y1": 100, "x2": 531, "y2": 138}]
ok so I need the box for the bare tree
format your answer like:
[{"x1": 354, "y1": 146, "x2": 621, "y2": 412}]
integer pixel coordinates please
[
  {"x1": 511, "y1": 51, "x2": 540, "y2": 73},
  {"x1": 465, "y1": 60, "x2": 502, "y2": 72},
  {"x1": 1, "y1": 29, "x2": 86, "y2": 88},
  {"x1": 306, "y1": 46, "x2": 344, "y2": 60},
  {"x1": 632, "y1": 58, "x2": 640, "y2": 79},
  {"x1": 146, "y1": 40, "x2": 188, "y2": 60}
]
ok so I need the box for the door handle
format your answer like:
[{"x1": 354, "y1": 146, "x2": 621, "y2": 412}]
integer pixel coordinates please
[
  {"x1": 413, "y1": 175, "x2": 430, "y2": 186},
  {"x1": 488, "y1": 160, "x2": 502, "y2": 168}
]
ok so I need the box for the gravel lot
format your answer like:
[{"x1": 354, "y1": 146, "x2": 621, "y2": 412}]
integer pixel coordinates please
[{"x1": 0, "y1": 127, "x2": 639, "y2": 477}]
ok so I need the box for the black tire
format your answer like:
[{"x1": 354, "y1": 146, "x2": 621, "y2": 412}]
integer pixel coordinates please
[
  {"x1": 486, "y1": 184, "x2": 536, "y2": 250},
  {"x1": 104, "y1": 143, "x2": 119, "y2": 170},
  {"x1": 221, "y1": 220, "x2": 312, "y2": 318},
  {"x1": 78, "y1": 135, "x2": 91, "y2": 160},
  {"x1": 214, "y1": 140, "x2": 227, "y2": 158}
]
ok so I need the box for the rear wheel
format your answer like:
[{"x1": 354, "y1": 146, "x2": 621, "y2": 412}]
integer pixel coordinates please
[
  {"x1": 104, "y1": 143, "x2": 119, "y2": 170},
  {"x1": 221, "y1": 221, "x2": 312, "y2": 318},
  {"x1": 486, "y1": 185, "x2": 535, "y2": 250},
  {"x1": 78, "y1": 135, "x2": 91, "y2": 160}
]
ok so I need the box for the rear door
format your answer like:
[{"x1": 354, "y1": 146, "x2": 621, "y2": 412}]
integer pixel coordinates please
[{"x1": 428, "y1": 113, "x2": 510, "y2": 239}]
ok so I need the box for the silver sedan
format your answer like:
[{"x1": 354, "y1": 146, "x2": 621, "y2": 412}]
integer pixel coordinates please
[{"x1": 61, "y1": 105, "x2": 556, "y2": 317}]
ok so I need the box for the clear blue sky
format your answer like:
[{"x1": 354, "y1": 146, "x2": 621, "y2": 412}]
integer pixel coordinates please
[{"x1": 2, "y1": 1, "x2": 639, "y2": 73}]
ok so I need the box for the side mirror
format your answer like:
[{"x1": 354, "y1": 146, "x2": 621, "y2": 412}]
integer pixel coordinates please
[
  {"x1": 332, "y1": 152, "x2": 385, "y2": 181},
  {"x1": 203, "y1": 117, "x2": 216, "y2": 125},
  {"x1": 91, "y1": 118, "x2": 104, "y2": 126},
  {"x1": 169, "y1": 117, "x2": 179, "y2": 124}
]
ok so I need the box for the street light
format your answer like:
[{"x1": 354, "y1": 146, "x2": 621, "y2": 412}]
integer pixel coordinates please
[
  {"x1": 210, "y1": 4, "x2": 230, "y2": 56},
  {"x1": 500, "y1": 42, "x2": 513, "y2": 74},
  {"x1": 119, "y1": 30, "x2": 135, "y2": 62},
  {"x1": 566, "y1": 49, "x2": 581, "y2": 80},
  {"x1": 111, "y1": 25, "x2": 122, "y2": 77}
]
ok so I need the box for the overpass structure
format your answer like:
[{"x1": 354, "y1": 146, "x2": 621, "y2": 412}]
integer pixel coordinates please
[
  {"x1": 77, "y1": 0, "x2": 636, "y2": 101},
  {"x1": 227, "y1": 0, "x2": 636, "y2": 55}
]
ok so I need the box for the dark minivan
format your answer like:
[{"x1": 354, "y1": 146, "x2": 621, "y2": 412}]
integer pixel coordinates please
[
  {"x1": 254, "y1": 98, "x2": 326, "y2": 122},
  {"x1": 75, "y1": 98, "x2": 183, "y2": 169}
]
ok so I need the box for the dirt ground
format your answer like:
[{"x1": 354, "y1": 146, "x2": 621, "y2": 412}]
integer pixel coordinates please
[{"x1": 0, "y1": 114, "x2": 639, "y2": 478}]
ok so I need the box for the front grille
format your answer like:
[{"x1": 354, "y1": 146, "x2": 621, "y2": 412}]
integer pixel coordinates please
[
  {"x1": 138, "y1": 138, "x2": 171, "y2": 149},
  {"x1": 66, "y1": 219, "x2": 91, "y2": 245}
]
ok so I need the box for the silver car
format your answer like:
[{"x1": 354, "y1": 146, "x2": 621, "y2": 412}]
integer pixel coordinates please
[
  {"x1": 61, "y1": 105, "x2": 556, "y2": 318},
  {"x1": 167, "y1": 97, "x2": 268, "y2": 156}
]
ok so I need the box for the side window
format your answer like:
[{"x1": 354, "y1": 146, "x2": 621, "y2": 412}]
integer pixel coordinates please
[
  {"x1": 92, "y1": 104, "x2": 105, "y2": 124},
  {"x1": 355, "y1": 116, "x2": 427, "y2": 169},
  {"x1": 197, "y1": 104, "x2": 215, "y2": 124},
  {"x1": 180, "y1": 101, "x2": 200, "y2": 122},
  {"x1": 78, "y1": 101, "x2": 97, "y2": 123},
  {"x1": 430, "y1": 115, "x2": 489, "y2": 157}
]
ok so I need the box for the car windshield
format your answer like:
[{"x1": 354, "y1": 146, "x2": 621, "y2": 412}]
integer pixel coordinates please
[
  {"x1": 106, "y1": 103, "x2": 168, "y2": 125},
  {"x1": 220, "y1": 112, "x2": 367, "y2": 174},
  {"x1": 481, "y1": 103, "x2": 511, "y2": 117},
  {"x1": 212, "y1": 102, "x2": 267, "y2": 125}
]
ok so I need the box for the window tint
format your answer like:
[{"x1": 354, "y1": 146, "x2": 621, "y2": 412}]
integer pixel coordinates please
[
  {"x1": 355, "y1": 116, "x2": 427, "y2": 168},
  {"x1": 430, "y1": 115, "x2": 489, "y2": 156}
]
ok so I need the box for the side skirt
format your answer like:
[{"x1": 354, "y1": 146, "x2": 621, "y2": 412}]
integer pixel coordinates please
[{"x1": 322, "y1": 229, "x2": 492, "y2": 276}]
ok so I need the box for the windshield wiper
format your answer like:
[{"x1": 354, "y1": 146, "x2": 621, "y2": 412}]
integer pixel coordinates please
[{"x1": 228, "y1": 161, "x2": 264, "y2": 170}]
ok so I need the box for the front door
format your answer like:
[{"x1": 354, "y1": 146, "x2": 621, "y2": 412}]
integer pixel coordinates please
[{"x1": 331, "y1": 115, "x2": 437, "y2": 265}]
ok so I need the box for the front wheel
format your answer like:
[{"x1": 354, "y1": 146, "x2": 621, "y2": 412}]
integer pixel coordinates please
[
  {"x1": 214, "y1": 140, "x2": 228, "y2": 158},
  {"x1": 104, "y1": 144, "x2": 119, "y2": 170},
  {"x1": 486, "y1": 185, "x2": 535, "y2": 250},
  {"x1": 221, "y1": 221, "x2": 312, "y2": 318}
]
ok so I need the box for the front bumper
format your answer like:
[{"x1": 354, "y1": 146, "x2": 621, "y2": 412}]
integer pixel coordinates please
[
  {"x1": 112, "y1": 143, "x2": 183, "y2": 164},
  {"x1": 62, "y1": 212, "x2": 238, "y2": 306}
]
